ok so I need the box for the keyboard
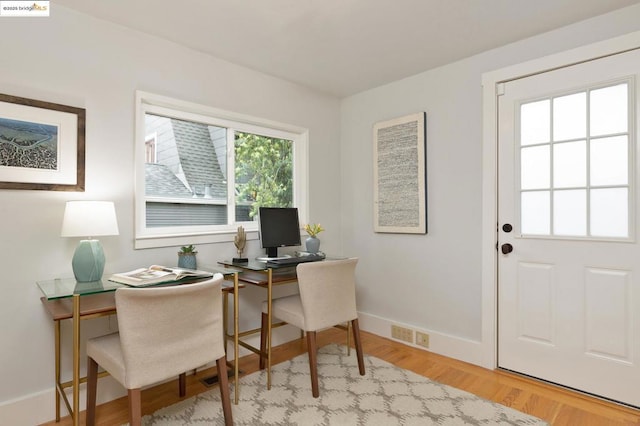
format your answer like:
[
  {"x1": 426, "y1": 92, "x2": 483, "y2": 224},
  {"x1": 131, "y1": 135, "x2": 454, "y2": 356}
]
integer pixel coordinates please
[{"x1": 266, "y1": 254, "x2": 325, "y2": 267}]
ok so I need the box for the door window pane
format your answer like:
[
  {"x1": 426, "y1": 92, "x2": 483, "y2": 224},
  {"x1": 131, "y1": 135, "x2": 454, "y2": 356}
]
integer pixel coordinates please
[
  {"x1": 553, "y1": 92, "x2": 586, "y2": 142},
  {"x1": 522, "y1": 191, "x2": 550, "y2": 235},
  {"x1": 553, "y1": 141, "x2": 586, "y2": 188},
  {"x1": 521, "y1": 100, "x2": 550, "y2": 146},
  {"x1": 590, "y1": 136, "x2": 628, "y2": 186},
  {"x1": 554, "y1": 190, "x2": 586, "y2": 236},
  {"x1": 521, "y1": 145, "x2": 550, "y2": 190},
  {"x1": 591, "y1": 188, "x2": 628, "y2": 238},
  {"x1": 590, "y1": 84, "x2": 628, "y2": 137},
  {"x1": 518, "y1": 81, "x2": 631, "y2": 240}
]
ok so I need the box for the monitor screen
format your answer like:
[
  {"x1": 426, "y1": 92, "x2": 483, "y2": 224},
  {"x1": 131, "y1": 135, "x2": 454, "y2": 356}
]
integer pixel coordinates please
[{"x1": 259, "y1": 207, "x2": 301, "y2": 258}]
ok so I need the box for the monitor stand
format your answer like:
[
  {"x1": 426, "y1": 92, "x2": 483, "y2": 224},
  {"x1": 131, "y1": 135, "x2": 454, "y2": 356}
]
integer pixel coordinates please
[
  {"x1": 256, "y1": 247, "x2": 292, "y2": 262},
  {"x1": 256, "y1": 254, "x2": 292, "y2": 262}
]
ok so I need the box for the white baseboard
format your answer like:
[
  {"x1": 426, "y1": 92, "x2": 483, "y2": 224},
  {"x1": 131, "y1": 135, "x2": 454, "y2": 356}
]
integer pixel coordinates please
[
  {"x1": 358, "y1": 311, "x2": 484, "y2": 367},
  {"x1": 0, "y1": 378, "x2": 126, "y2": 426},
  {"x1": 0, "y1": 388, "x2": 53, "y2": 426}
]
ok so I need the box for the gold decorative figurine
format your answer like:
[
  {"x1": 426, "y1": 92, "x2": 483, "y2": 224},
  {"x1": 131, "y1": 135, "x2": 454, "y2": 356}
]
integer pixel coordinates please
[{"x1": 233, "y1": 226, "x2": 248, "y2": 263}]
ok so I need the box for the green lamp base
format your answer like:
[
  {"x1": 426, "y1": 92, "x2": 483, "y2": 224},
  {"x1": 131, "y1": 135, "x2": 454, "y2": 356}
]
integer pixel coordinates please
[{"x1": 72, "y1": 239, "x2": 105, "y2": 282}]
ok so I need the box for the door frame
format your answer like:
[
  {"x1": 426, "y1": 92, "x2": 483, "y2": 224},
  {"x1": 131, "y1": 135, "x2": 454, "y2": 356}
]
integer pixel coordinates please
[{"x1": 480, "y1": 30, "x2": 640, "y2": 370}]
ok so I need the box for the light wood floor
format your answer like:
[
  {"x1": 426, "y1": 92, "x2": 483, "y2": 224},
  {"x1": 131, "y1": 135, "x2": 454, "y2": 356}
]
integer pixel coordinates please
[{"x1": 41, "y1": 328, "x2": 640, "y2": 426}]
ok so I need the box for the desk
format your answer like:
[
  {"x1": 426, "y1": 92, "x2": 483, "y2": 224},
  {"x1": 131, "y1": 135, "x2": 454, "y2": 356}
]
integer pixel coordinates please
[
  {"x1": 218, "y1": 259, "x2": 302, "y2": 390},
  {"x1": 37, "y1": 267, "x2": 241, "y2": 426}
]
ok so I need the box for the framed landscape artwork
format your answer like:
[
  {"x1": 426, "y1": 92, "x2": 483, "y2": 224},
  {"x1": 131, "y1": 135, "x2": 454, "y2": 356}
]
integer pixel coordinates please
[
  {"x1": 0, "y1": 93, "x2": 85, "y2": 191},
  {"x1": 373, "y1": 112, "x2": 427, "y2": 234}
]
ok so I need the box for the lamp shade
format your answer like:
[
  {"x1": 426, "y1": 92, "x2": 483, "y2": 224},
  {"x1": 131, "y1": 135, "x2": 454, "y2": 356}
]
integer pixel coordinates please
[
  {"x1": 61, "y1": 201, "x2": 119, "y2": 282},
  {"x1": 61, "y1": 201, "x2": 119, "y2": 238}
]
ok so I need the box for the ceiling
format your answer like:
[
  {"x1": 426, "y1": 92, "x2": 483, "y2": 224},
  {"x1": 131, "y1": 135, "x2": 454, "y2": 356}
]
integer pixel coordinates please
[{"x1": 54, "y1": 0, "x2": 640, "y2": 97}]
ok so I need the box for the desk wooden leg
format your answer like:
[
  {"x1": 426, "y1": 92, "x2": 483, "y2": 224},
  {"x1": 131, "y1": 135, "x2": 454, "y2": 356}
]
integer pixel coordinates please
[
  {"x1": 72, "y1": 294, "x2": 80, "y2": 426},
  {"x1": 55, "y1": 320, "x2": 61, "y2": 422},
  {"x1": 221, "y1": 274, "x2": 240, "y2": 405},
  {"x1": 222, "y1": 289, "x2": 232, "y2": 397},
  {"x1": 347, "y1": 321, "x2": 352, "y2": 356},
  {"x1": 233, "y1": 272, "x2": 239, "y2": 404},
  {"x1": 223, "y1": 291, "x2": 229, "y2": 351},
  {"x1": 267, "y1": 269, "x2": 273, "y2": 390}
]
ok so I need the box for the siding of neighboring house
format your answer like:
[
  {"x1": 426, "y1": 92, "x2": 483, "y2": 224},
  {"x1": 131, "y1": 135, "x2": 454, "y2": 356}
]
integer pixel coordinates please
[
  {"x1": 147, "y1": 202, "x2": 228, "y2": 227},
  {"x1": 210, "y1": 126, "x2": 227, "y2": 180},
  {"x1": 146, "y1": 114, "x2": 184, "y2": 184}
]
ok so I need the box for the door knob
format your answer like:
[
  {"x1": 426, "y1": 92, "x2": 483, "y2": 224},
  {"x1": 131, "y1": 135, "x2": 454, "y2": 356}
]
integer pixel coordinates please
[{"x1": 501, "y1": 243, "x2": 513, "y2": 254}]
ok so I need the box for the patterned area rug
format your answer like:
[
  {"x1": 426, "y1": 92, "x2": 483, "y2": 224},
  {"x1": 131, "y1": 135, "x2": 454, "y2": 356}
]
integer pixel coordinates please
[{"x1": 137, "y1": 344, "x2": 548, "y2": 425}]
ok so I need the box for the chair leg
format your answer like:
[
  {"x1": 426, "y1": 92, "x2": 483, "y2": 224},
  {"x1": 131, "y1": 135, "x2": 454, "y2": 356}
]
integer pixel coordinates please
[
  {"x1": 216, "y1": 356, "x2": 234, "y2": 426},
  {"x1": 179, "y1": 372, "x2": 186, "y2": 397},
  {"x1": 86, "y1": 357, "x2": 98, "y2": 426},
  {"x1": 306, "y1": 330, "x2": 319, "y2": 397},
  {"x1": 259, "y1": 312, "x2": 268, "y2": 369},
  {"x1": 351, "y1": 319, "x2": 365, "y2": 376},
  {"x1": 128, "y1": 388, "x2": 142, "y2": 426}
]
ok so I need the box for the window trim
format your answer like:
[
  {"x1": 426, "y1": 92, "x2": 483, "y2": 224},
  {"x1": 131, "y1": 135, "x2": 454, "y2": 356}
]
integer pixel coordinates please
[{"x1": 134, "y1": 91, "x2": 309, "y2": 249}]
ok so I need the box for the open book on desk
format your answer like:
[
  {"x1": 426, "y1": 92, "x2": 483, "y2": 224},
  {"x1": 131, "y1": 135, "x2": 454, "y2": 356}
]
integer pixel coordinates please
[{"x1": 109, "y1": 265, "x2": 213, "y2": 287}]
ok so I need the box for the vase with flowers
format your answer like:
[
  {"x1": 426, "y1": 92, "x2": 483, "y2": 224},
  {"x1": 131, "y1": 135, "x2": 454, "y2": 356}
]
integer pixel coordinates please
[{"x1": 303, "y1": 223, "x2": 324, "y2": 254}]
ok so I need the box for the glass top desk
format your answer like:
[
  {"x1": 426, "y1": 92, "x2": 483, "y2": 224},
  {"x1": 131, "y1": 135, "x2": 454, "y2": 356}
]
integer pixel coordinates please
[
  {"x1": 37, "y1": 266, "x2": 242, "y2": 426},
  {"x1": 218, "y1": 258, "x2": 334, "y2": 390}
]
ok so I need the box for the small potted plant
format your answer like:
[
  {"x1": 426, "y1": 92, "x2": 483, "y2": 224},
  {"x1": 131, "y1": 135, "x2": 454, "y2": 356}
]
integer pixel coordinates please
[
  {"x1": 303, "y1": 223, "x2": 324, "y2": 254},
  {"x1": 178, "y1": 244, "x2": 198, "y2": 269}
]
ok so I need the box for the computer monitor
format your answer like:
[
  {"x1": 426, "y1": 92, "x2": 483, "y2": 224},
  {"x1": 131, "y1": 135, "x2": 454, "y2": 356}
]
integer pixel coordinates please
[{"x1": 258, "y1": 207, "x2": 301, "y2": 258}]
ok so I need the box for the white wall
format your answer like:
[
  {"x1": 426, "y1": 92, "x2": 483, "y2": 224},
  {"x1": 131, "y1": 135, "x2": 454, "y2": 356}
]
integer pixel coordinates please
[
  {"x1": 0, "y1": 6, "x2": 340, "y2": 425},
  {"x1": 341, "y1": 4, "x2": 640, "y2": 362},
  {"x1": 4, "y1": 3, "x2": 640, "y2": 425}
]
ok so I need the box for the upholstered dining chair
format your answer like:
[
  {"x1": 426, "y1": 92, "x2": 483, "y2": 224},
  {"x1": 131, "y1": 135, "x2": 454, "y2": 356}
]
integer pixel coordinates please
[
  {"x1": 260, "y1": 258, "x2": 365, "y2": 397},
  {"x1": 85, "y1": 275, "x2": 232, "y2": 426}
]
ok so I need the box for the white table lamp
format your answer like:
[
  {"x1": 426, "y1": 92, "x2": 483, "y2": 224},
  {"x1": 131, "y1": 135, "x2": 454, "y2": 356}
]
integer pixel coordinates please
[{"x1": 61, "y1": 201, "x2": 119, "y2": 282}]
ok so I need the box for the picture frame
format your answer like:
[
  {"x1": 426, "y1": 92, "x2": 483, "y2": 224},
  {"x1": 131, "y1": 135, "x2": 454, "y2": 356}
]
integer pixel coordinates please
[
  {"x1": 0, "y1": 93, "x2": 85, "y2": 191},
  {"x1": 373, "y1": 112, "x2": 427, "y2": 234}
]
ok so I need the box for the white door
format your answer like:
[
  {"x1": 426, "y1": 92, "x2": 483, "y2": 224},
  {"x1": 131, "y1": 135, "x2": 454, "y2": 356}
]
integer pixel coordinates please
[{"x1": 498, "y1": 48, "x2": 640, "y2": 407}]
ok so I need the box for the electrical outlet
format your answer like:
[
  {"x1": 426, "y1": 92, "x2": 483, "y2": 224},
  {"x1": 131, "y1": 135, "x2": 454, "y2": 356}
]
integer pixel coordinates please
[
  {"x1": 391, "y1": 325, "x2": 413, "y2": 343},
  {"x1": 416, "y1": 331, "x2": 430, "y2": 348}
]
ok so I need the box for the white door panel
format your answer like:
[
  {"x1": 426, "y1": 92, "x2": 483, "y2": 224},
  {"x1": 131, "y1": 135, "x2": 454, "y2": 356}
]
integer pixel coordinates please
[{"x1": 498, "y1": 48, "x2": 640, "y2": 406}]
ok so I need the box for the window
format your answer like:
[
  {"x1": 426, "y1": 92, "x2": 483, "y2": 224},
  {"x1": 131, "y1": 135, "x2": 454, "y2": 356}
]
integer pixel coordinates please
[
  {"x1": 135, "y1": 91, "x2": 309, "y2": 248},
  {"x1": 517, "y1": 81, "x2": 632, "y2": 239}
]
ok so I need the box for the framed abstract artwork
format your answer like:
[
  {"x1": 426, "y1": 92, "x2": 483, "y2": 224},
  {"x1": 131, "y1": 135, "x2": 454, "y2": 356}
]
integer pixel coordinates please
[
  {"x1": 0, "y1": 93, "x2": 85, "y2": 191},
  {"x1": 373, "y1": 112, "x2": 427, "y2": 234}
]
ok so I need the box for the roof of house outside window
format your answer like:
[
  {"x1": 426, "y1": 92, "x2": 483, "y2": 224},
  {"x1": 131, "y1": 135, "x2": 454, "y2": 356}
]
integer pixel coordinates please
[
  {"x1": 171, "y1": 119, "x2": 226, "y2": 199},
  {"x1": 144, "y1": 116, "x2": 226, "y2": 200},
  {"x1": 145, "y1": 163, "x2": 192, "y2": 197}
]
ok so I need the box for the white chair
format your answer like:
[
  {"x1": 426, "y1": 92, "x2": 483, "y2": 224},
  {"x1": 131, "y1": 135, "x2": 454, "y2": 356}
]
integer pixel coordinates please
[
  {"x1": 85, "y1": 275, "x2": 232, "y2": 426},
  {"x1": 260, "y1": 258, "x2": 365, "y2": 397}
]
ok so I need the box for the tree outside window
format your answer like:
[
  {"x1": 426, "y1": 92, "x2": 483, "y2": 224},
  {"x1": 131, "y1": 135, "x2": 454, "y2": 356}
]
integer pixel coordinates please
[{"x1": 235, "y1": 131, "x2": 293, "y2": 219}]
